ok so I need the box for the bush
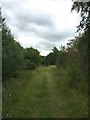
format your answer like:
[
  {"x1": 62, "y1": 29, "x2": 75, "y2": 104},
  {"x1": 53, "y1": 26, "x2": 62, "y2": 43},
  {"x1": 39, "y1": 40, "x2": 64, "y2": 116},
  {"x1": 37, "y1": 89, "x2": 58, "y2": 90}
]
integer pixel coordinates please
[
  {"x1": 2, "y1": 20, "x2": 25, "y2": 81},
  {"x1": 24, "y1": 47, "x2": 41, "y2": 69},
  {"x1": 56, "y1": 51, "x2": 67, "y2": 68},
  {"x1": 67, "y1": 64, "x2": 83, "y2": 88},
  {"x1": 25, "y1": 60, "x2": 36, "y2": 70}
]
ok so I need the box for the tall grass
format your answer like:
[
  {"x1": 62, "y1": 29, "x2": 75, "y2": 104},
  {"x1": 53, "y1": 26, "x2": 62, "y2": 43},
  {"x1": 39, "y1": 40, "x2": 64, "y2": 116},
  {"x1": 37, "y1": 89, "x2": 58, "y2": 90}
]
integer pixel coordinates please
[
  {"x1": 2, "y1": 66, "x2": 88, "y2": 118},
  {"x1": 2, "y1": 68, "x2": 51, "y2": 118},
  {"x1": 2, "y1": 70, "x2": 33, "y2": 118},
  {"x1": 52, "y1": 66, "x2": 88, "y2": 117}
]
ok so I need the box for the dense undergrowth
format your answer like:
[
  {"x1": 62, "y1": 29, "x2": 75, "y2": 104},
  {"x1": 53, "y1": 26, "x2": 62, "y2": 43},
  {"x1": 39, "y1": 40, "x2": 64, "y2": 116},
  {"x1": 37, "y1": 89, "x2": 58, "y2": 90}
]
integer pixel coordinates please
[{"x1": 51, "y1": 66, "x2": 88, "y2": 117}]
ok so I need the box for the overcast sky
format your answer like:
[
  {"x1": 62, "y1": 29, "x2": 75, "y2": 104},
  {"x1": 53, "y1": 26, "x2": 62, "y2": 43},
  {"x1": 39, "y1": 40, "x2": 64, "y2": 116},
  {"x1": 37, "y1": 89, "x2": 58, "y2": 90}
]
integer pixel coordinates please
[{"x1": 2, "y1": 0, "x2": 81, "y2": 56}]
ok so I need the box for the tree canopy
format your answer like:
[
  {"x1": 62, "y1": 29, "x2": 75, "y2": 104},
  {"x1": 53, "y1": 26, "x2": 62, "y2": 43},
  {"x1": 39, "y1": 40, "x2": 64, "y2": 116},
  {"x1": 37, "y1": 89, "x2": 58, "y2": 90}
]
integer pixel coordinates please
[
  {"x1": 2, "y1": 19, "x2": 25, "y2": 80},
  {"x1": 71, "y1": 1, "x2": 90, "y2": 31}
]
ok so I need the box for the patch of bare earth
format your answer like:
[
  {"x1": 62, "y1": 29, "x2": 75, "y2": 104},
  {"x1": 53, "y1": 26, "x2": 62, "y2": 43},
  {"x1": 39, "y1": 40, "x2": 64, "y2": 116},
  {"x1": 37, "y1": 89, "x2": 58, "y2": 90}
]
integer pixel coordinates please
[{"x1": 47, "y1": 67, "x2": 64, "y2": 118}]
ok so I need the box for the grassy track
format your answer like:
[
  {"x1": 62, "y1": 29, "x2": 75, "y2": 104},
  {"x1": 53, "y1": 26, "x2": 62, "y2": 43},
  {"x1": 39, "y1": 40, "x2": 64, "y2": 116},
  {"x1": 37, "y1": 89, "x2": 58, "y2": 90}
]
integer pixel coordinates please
[
  {"x1": 2, "y1": 66, "x2": 88, "y2": 118},
  {"x1": 3, "y1": 67, "x2": 51, "y2": 118}
]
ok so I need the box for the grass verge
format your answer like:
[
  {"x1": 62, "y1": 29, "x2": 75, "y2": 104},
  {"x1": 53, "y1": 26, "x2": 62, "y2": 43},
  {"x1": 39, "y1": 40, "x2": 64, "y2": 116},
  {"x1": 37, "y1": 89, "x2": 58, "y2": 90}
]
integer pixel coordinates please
[
  {"x1": 2, "y1": 67, "x2": 51, "y2": 118},
  {"x1": 51, "y1": 67, "x2": 88, "y2": 118}
]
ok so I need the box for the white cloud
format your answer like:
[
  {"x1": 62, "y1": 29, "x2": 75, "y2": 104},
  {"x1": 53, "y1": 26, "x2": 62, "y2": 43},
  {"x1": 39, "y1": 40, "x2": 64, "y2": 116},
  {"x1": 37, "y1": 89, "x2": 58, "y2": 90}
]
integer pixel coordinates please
[{"x1": 2, "y1": 0, "x2": 80, "y2": 56}]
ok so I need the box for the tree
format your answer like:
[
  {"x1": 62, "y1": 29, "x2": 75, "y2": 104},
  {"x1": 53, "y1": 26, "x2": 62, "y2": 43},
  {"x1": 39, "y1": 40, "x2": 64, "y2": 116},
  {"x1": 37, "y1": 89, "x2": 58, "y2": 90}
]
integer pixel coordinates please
[
  {"x1": 44, "y1": 52, "x2": 55, "y2": 66},
  {"x1": 71, "y1": 1, "x2": 90, "y2": 31},
  {"x1": 2, "y1": 19, "x2": 24, "y2": 81},
  {"x1": 40, "y1": 56, "x2": 45, "y2": 65},
  {"x1": 71, "y1": 1, "x2": 89, "y2": 72},
  {"x1": 44, "y1": 47, "x2": 59, "y2": 66},
  {"x1": 56, "y1": 45, "x2": 67, "y2": 68},
  {"x1": 24, "y1": 47, "x2": 41, "y2": 70}
]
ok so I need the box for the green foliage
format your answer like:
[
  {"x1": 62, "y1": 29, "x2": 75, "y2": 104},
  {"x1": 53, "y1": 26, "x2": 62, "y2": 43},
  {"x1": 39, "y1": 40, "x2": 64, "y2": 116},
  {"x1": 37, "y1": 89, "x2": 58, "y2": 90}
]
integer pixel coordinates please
[
  {"x1": 70, "y1": 1, "x2": 89, "y2": 76},
  {"x1": 2, "y1": 19, "x2": 42, "y2": 80},
  {"x1": 44, "y1": 45, "x2": 67, "y2": 68},
  {"x1": 24, "y1": 47, "x2": 41, "y2": 70},
  {"x1": 44, "y1": 52, "x2": 55, "y2": 66},
  {"x1": 66, "y1": 33, "x2": 88, "y2": 74},
  {"x1": 40, "y1": 56, "x2": 45, "y2": 65},
  {"x1": 25, "y1": 59, "x2": 36, "y2": 70},
  {"x1": 71, "y1": 1, "x2": 90, "y2": 31},
  {"x1": 2, "y1": 19, "x2": 24, "y2": 81},
  {"x1": 66, "y1": 64, "x2": 82, "y2": 88},
  {"x1": 44, "y1": 47, "x2": 59, "y2": 66},
  {"x1": 56, "y1": 46, "x2": 67, "y2": 68},
  {"x1": 52, "y1": 67, "x2": 88, "y2": 117}
]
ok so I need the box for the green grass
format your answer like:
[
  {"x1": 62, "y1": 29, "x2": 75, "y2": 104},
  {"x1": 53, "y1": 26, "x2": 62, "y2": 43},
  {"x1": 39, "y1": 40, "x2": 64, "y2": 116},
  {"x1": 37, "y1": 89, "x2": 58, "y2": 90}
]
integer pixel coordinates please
[
  {"x1": 2, "y1": 66, "x2": 88, "y2": 118},
  {"x1": 51, "y1": 67, "x2": 88, "y2": 118},
  {"x1": 2, "y1": 67, "x2": 51, "y2": 118}
]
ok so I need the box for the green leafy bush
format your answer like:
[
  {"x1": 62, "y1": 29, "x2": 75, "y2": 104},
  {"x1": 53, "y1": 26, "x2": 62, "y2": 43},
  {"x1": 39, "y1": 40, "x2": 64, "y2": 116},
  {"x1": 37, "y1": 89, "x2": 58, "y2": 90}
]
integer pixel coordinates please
[
  {"x1": 2, "y1": 20, "x2": 24, "y2": 81},
  {"x1": 25, "y1": 60, "x2": 36, "y2": 70}
]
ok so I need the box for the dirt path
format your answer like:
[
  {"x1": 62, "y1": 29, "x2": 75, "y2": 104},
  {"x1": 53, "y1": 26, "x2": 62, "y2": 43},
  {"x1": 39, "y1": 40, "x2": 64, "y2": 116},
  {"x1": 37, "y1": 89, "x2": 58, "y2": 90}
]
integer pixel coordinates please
[
  {"x1": 3, "y1": 66, "x2": 88, "y2": 118},
  {"x1": 3, "y1": 66, "x2": 65, "y2": 118},
  {"x1": 46, "y1": 67, "x2": 64, "y2": 118}
]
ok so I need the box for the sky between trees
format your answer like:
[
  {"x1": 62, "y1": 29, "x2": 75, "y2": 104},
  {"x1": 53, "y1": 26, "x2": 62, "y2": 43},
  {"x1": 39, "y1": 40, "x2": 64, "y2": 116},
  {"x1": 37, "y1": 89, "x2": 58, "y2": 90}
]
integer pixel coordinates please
[{"x1": 2, "y1": 0, "x2": 81, "y2": 56}]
